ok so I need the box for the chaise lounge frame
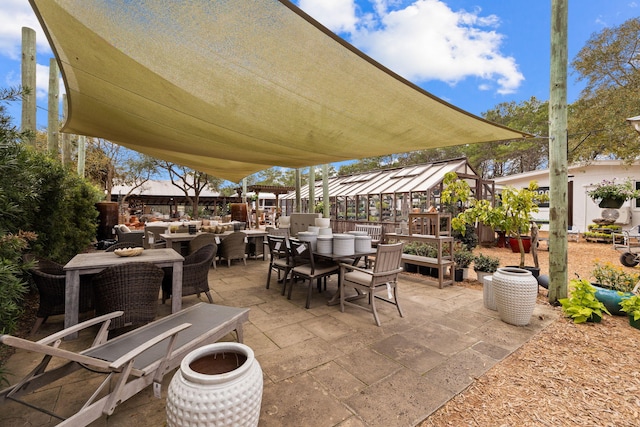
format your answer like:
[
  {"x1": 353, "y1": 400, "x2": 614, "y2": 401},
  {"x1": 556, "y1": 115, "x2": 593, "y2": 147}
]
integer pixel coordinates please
[{"x1": 0, "y1": 302, "x2": 249, "y2": 426}]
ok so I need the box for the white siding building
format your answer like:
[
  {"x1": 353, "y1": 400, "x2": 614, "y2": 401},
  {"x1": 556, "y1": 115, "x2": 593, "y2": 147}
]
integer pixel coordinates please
[{"x1": 493, "y1": 160, "x2": 640, "y2": 234}]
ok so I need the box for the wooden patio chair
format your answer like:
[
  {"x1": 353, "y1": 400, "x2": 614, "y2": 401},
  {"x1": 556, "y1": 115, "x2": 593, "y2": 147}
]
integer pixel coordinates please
[
  {"x1": 0, "y1": 303, "x2": 249, "y2": 427},
  {"x1": 339, "y1": 242, "x2": 404, "y2": 326},
  {"x1": 265, "y1": 235, "x2": 293, "y2": 295},
  {"x1": 287, "y1": 239, "x2": 339, "y2": 309}
]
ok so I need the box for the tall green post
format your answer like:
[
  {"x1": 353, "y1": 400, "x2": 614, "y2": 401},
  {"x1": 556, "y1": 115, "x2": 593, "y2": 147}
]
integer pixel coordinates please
[
  {"x1": 548, "y1": 0, "x2": 568, "y2": 303},
  {"x1": 308, "y1": 166, "x2": 315, "y2": 213},
  {"x1": 322, "y1": 164, "x2": 329, "y2": 218}
]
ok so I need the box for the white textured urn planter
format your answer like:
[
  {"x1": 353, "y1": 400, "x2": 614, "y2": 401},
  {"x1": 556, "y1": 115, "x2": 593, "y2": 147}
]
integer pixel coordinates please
[
  {"x1": 166, "y1": 342, "x2": 263, "y2": 427},
  {"x1": 492, "y1": 267, "x2": 538, "y2": 326}
]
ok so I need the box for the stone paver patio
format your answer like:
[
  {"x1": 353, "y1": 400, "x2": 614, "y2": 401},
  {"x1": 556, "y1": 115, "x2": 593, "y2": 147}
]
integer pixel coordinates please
[{"x1": 1, "y1": 256, "x2": 557, "y2": 426}]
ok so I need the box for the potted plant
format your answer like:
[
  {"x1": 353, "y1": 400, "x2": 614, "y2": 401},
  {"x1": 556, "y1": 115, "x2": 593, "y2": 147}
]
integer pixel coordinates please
[
  {"x1": 453, "y1": 248, "x2": 475, "y2": 280},
  {"x1": 442, "y1": 172, "x2": 548, "y2": 270},
  {"x1": 590, "y1": 260, "x2": 639, "y2": 315},
  {"x1": 619, "y1": 295, "x2": 640, "y2": 329},
  {"x1": 559, "y1": 279, "x2": 611, "y2": 323},
  {"x1": 587, "y1": 178, "x2": 640, "y2": 208},
  {"x1": 473, "y1": 253, "x2": 500, "y2": 282}
]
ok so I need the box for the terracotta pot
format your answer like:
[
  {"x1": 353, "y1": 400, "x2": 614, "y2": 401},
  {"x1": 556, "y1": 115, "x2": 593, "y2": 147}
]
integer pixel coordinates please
[{"x1": 508, "y1": 236, "x2": 531, "y2": 254}]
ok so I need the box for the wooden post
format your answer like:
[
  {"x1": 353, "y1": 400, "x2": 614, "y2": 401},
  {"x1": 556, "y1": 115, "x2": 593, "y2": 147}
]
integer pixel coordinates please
[
  {"x1": 322, "y1": 164, "x2": 329, "y2": 219},
  {"x1": 61, "y1": 95, "x2": 72, "y2": 165},
  {"x1": 77, "y1": 135, "x2": 86, "y2": 177},
  {"x1": 47, "y1": 58, "x2": 60, "y2": 156},
  {"x1": 308, "y1": 166, "x2": 315, "y2": 213},
  {"x1": 548, "y1": 0, "x2": 569, "y2": 303},
  {"x1": 295, "y1": 168, "x2": 301, "y2": 213},
  {"x1": 21, "y1": 27, "x2": 36, "y2": 144}
]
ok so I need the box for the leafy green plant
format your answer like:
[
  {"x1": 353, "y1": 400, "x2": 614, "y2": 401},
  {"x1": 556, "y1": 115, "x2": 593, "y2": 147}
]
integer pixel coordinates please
[
  {"x1": 443, "y1": 173, "x2": 548, "y2": 268},
  {"x1": 619, "y1": 295, "x2": 640, "y2": 321},
  {"x1": 559, "y1": 279, "x2": 611, "y2": 323},
  {"x1": 453, "y1": 249, "x2": 475, "y2": 268},
  {"x1": 473, "y1": 253, "x2": 500, "y2": 273},
  {"x1": 591, "y1": 260, "x2": 639, "y2": 292}
]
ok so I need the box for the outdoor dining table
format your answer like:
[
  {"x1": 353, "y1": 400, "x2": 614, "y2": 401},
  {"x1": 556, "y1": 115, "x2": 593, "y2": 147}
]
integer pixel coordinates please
[
  {"x1": 63, "y1": 248, "x2": 184, "y2": 340},
  {"x1": 312, "y1": 249, "x2": 376, "y2": 306}
]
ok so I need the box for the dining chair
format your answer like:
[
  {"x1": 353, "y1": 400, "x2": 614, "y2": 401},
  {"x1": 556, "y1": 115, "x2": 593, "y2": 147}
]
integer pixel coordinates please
[
  {"x1": 28, "y1": 259, "x2": 94, "y2": 336},
  {"x1": 339, "y1": 242, "x2": 404, "y2": 326},
  {"x1": 219, "y1": 231, "x2": 247, "y2": 267},
  {"x1": 265, "y1": 235, "x2": 293, "y2": 295},
  {"x1": 161, "y1": 243, "x2": 217, "y2": 304},
  {"x1": 287, "y1": 239, "x2": 339, "y2": 309},
  {"x1": 188, "y1": 233, "x2": 218, "y2": 269},
  {"x1": 92, "y1": 262, "x2": 164, "y2": 337},
  {"x1": 144, "y1": 224, "x2": 168, "y2": 249}
]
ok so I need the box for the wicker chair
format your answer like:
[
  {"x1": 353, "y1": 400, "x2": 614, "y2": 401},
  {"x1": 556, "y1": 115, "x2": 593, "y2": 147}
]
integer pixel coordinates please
[
  {"x1": 188, "y1": 233, "x2": 218, "y2": 269},
  {"x1": 29, "y1": 259, "x2": 94, "y2": 336},
  {"x1": 219, "y1": 231, "x2": 247, "y2": 267},
  {"x1": 266, "y1": 235, "x2": 293, "y2": 295},
  {"x1": 92, "y1": 262, "x2": 164, "y2": 336},
  {"x1": 105, "y1": 241, "x2": 143, "y2": 252},
  {"x1": 162, "y1": 244, "x2": 217, "y2": 304}
]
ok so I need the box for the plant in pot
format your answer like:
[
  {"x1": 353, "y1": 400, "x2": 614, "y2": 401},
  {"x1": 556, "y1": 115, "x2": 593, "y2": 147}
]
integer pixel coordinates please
[
  {"x1": 473, "y1": 253, "x2": 500, "y2": 282},
  {"x1": 445, "y1": 173, "x2": 548, "y2": 272},
  {"x1": 587, "y1": 178, "x2": 640, "y2": 208},
  {"x1": 453, "y1": 248, "x2": 475, "y2": 281},
  {"x1": 559, "y1": 278, "x2": 611, "y2": 323},
  {"x1": 590, "y1": 261, "x2": 639, "y2": 315},
  {"x1": 619, "y1": 295, "x2": 640, "y2": 329}
]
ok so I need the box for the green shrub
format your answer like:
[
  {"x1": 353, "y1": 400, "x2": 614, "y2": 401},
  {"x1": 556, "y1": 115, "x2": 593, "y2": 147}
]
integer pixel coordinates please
[{"x1": 473, "y1": 253, "x2": 500, "y2": 273}]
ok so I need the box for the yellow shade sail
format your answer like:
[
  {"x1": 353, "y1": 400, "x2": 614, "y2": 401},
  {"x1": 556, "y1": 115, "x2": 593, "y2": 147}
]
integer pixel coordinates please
[{"x1": 30, "y1": 0, "x2": 530, "y2": 182}]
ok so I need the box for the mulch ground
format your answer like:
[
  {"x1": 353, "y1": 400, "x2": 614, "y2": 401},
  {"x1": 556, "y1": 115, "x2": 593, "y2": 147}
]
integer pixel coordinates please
[{"x1": 420, "y1": 239, "x2": 640, "y2": 426}]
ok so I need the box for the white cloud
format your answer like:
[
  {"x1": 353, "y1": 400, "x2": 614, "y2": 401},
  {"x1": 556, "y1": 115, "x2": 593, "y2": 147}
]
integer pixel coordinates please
[
  {"x1": 0, "y1": 0, "x2": 49, "y2": 60},
  {"x1": 297, "y1": 0, "x2": 524, "y2": 94},
  {"x1": 298, "y1": 0, "x2": 359, "y2": 33}
]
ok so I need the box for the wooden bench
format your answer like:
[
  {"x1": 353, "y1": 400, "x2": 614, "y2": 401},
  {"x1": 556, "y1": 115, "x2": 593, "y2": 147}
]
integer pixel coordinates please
[{"x1": 401, "y1": 253, "x2": 454, "y2": 288}]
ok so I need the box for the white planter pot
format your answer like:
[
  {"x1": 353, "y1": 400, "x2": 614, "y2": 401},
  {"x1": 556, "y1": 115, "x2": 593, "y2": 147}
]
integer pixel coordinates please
[
  {"x1": 315, "y1": 217, "x2": 331, "y2": 228},
  {"x1": 482, "y1": 275, "x2": 496, "y2": 311},
  {"x1": 492, "y1": 267, "x2": 538, "y2": 326},
  {"x1": 462, "y1": 267, "x2": 469, "y2": 280},
  {"x1": 166, "y1": 342, "x2": 263, "y2": 427},
  {"x1": 475, "y1": 270, "x2": 491, "y2": 283}
]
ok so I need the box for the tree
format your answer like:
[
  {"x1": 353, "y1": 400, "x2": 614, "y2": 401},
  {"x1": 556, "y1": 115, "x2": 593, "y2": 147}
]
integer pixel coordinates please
[
  {"x1": 569, "y1": 17, "x2": 640, "y2": 162},
  {"x1": 478, "y1": 97, "x2": 549, "y2": 177},
  {"x1": 155, "y1": 161, "x2": 223, "y2": 218}
]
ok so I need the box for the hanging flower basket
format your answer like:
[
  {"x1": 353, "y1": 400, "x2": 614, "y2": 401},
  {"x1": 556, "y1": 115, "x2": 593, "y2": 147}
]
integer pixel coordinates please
[
  {"x1": 598, "y1": 197, "x2": 625, "y2": 208},
  {"x1": 588, "y1": 178, "x2": 640, "y2": 207}
]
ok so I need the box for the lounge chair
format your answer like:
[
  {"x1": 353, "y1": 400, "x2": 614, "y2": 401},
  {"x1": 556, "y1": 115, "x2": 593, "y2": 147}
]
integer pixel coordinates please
[{"x1": 0, "y1": 303, "x2": 249, "y2": 426}]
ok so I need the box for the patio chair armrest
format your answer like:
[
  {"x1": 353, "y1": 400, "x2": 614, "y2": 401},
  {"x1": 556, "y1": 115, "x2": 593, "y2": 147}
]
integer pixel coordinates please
[
  {"x1": 108, "y1": 323, "x2": 192, "y2": 370},
  {"x1": 37, "y1": 311, "x2": 124, "y2": 346},
  {"x1": 339, "y1": 263, "x2": 372, "y2": 274}
]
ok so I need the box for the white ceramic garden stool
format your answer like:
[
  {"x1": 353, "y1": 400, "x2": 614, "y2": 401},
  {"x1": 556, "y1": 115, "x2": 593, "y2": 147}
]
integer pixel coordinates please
[
  {"x1": 492, "y1": 267, "x2": 538, "y2": 326},
  {"x1": 166, "y1": 342, "x2": 263, "y2": 427},
  {"x1": 483, "y1": 275, "x2": 497, "y2": 311}
]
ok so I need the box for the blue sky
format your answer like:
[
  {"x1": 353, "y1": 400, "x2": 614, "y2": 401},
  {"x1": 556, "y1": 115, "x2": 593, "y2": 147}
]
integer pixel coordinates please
[{"x1": 0, "y1": 0, "x2": 638, "y2": 133}]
